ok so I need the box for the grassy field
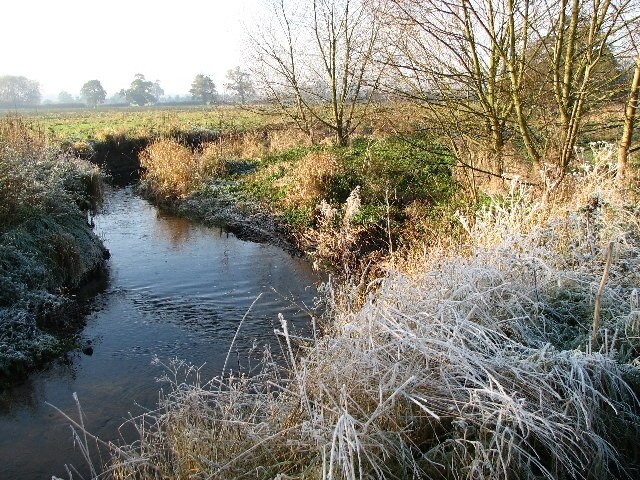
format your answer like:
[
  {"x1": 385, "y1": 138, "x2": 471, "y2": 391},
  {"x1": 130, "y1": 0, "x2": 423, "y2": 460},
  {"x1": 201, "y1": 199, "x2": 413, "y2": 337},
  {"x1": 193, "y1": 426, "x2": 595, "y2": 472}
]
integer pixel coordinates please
[{"x1": 3, "y1": 105, "x2": 282, "y2": 142}]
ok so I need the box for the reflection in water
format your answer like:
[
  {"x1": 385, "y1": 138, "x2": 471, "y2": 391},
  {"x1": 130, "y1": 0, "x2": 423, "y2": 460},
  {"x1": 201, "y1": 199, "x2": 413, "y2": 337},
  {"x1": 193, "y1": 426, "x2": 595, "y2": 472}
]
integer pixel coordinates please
[
  {"x1": 153, "y1": 212, "x2": 194, "y2": 248},
  {"x1": 0, "y1": 186, "x2": 319, "y2": 480}
]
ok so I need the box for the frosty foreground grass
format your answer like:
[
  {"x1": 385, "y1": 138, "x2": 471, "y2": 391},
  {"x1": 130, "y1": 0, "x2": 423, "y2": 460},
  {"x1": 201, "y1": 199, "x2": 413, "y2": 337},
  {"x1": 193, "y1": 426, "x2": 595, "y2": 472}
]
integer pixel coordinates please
[
  {"x1": 0, "y1": 117, "x2": 107, "y2": 379},
  {"x1": 65, "y1": 145, "x2": 640, "y2": 479}
]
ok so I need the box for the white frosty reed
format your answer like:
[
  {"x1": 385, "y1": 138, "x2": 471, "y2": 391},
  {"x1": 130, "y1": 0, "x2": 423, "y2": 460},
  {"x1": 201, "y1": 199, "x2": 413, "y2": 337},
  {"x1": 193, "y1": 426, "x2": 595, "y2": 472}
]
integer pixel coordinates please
[{"x1": 96, "y1": 213, "x2": 639, "y2": 479}]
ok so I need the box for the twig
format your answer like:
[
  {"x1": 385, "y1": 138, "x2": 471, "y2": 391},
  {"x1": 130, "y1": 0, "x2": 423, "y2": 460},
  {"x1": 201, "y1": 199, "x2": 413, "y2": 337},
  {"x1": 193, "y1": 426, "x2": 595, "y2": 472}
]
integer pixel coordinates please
[
  {"x1": 221, "y1": 293, "x2": 263, "y2": 384},
  {"x1": 592, "y1": 242, "x2": 614, "y2": 343}
]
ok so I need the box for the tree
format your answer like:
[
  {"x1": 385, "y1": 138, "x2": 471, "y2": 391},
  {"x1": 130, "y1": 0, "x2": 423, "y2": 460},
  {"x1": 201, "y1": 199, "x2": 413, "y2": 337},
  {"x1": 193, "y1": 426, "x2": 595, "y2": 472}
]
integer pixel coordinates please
[
  {"x1": 618, "y1": 51, "x2": 640, "y2": 182},
  {"x1": 385, "y1": 0, "x2": 517, "y2": 177},
  {"x1": 514, "y1": 0, "x2": 633, "y2": 176},
  {"x1": 106, "y1": 91, "x2": 127, "y2": 104},
  {"x1": 0, "y1": 75, "x2": 41, "y2": 106},
  {"x1": 80, "y1": 80, "x2": 107, "y2": 108},
  {"x1": 58, "y1": 91, "x2": 74, "y2": 103},
  {"x1": 122, "y1": 74, "x2": 157, "y2": 106},
  {"x1": 386, "y1": 0, "x2": 634, "y2": 188},
  {"x1": 253, "y1": 0, "x2": 382, "y2": 145},
  {"x1": 152, "y1": 80, "x2": 164, "y2": 102},
  {"x1": 190, "y1": 74, "x2": 218, "y2": 104},
  {"x1": 224, "y1": 67, "x2": 254, "y2": 104}
]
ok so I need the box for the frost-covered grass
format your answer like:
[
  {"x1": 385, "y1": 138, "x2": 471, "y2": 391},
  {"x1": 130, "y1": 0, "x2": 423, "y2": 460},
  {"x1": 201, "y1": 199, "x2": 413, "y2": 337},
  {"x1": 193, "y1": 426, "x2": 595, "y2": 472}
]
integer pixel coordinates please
[
  {"x1": 70, "y1": 143, "x2": 639, "y2": 479},
  {"x1": 0, "y1": 117, "x2": 106, "y2": 379}
]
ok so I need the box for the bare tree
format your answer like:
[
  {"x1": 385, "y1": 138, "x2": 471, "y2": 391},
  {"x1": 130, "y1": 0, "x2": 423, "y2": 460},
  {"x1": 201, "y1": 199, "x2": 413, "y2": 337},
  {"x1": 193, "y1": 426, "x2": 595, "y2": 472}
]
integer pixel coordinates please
[
  {"x1": 618, "y1": 32, "x2": 640, "y2": 182},
  {"x1": 252, "y1": 0, "x2": 382, "y2": 145},
  {"x1": 384, "y1": 0, "x2": 533, "y2": 187},
  {"x1": 522, "y1": 0, "x2": 632, "y2": 177},
  {"x1": 386, "y1": 0, "x2": 635, "y2": 188}
]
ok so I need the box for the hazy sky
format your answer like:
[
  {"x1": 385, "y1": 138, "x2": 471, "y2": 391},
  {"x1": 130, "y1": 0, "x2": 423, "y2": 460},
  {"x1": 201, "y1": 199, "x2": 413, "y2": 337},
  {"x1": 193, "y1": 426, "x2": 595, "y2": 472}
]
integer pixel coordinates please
[{"x1": 1, "y1": 0, "x2": 258, "y2": 98}]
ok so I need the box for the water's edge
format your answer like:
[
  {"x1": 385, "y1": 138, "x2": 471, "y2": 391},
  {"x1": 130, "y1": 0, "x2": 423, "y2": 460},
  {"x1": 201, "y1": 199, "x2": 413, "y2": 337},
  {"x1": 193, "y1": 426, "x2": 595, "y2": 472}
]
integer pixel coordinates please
[{"x1": 0, "y1": 187, "x2": 318, "y2": 479}]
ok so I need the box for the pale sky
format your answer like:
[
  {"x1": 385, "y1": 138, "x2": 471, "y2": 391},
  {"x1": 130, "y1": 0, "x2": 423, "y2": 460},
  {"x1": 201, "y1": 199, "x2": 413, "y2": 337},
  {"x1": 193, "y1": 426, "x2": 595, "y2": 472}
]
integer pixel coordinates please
[{"x1": 0, "y1": 0, "x2": 260, "y2": 98}]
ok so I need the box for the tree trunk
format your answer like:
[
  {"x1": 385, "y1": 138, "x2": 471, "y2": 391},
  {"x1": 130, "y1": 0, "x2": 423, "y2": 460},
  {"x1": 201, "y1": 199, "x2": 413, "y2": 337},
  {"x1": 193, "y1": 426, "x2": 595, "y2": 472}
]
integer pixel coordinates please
[
  {"x1": 618, "y1": 53, "x2": 640, "y2": 183},
  {"x1": 336, "y1": 127, "x2": 348, "y2": 146}
]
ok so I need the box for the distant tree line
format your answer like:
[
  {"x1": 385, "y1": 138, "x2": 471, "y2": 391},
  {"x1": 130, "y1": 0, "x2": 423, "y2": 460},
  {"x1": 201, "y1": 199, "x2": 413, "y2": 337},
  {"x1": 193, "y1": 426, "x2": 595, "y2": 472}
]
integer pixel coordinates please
[{"x1": 0, "y1": 68, "x2": 256, "y2": 109}]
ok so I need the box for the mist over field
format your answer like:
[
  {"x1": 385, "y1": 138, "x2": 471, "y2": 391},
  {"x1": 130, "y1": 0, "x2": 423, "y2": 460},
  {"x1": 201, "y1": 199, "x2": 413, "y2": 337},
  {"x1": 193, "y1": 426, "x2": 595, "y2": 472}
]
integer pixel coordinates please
[{"x1": 0, "y1": 0, "x2": 257, "y2": 99}]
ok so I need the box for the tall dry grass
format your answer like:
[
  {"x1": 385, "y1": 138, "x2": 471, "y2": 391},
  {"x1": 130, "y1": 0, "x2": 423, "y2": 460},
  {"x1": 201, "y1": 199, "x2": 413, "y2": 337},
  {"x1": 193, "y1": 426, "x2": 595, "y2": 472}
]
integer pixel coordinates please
[
  {"x1": 277, "y1": 151, "x2": 341, "y2": 206},
  {"x1": 139, "y1": 127, "x2": 316, "y2": 200},
  {"x1": 0, "y1": 116, "x2": 103, "y2": 229},
  {"x1": 140, "y1": 139, "x2": 199, "y2": 198},
  {"x1": 140, "y1": 139, "x2": 231, "y2": 198},
  {"x1": 211, "y1": 131, "x2": 269, "y2": 161},
  {"x1": 303, "y1": 187, "x2": 366, "y2": 272}
]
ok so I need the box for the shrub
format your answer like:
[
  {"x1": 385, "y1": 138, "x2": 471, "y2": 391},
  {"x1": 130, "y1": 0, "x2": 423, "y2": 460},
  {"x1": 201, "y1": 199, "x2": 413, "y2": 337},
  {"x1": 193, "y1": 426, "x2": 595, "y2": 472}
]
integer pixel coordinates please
[{"x1": 140, "y1": 139, "x2": 201, "y2": 198}]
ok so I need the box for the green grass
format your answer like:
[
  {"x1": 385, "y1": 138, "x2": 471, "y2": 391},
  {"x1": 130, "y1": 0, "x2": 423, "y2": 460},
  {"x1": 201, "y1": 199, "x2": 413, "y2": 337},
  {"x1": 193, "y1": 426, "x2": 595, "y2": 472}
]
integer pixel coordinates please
[
  {"x1": 11, "y1": 105, "x2": 282, "y2": 143},
  {"x1": 327, "y1": 136, "x2": 454, "y2": 205}
]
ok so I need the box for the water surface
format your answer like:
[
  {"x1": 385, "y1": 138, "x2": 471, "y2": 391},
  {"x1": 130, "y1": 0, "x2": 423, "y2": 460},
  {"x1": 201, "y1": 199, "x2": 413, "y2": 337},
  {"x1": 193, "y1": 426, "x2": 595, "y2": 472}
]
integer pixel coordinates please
[{"x1": 0, "y1": 187, "x2": 318, "y2": 479}]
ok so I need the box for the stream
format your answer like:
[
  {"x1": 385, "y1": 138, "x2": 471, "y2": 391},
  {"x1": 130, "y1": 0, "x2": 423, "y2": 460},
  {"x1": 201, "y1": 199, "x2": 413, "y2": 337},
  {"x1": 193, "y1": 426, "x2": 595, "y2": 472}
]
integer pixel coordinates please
[{"x1": 0, "y1": 186, "x2": 319, "y2": 479}]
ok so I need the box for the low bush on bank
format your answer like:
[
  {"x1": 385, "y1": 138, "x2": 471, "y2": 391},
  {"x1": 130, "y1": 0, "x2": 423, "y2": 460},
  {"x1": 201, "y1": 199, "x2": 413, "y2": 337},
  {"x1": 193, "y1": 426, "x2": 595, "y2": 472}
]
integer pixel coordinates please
[{"x1": 0, "y1": 117, "x2": 106, "y2": 379}]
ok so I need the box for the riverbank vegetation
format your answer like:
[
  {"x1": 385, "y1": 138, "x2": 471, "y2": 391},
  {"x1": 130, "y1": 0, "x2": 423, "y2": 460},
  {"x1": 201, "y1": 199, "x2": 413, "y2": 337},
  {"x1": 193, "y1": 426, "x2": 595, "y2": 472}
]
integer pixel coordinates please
[
  {"x1": 85, "y1": 141, "x2": 640, "y2": 480},
  {"x1": 29, "y1": 0, "x2": 640, "y2": 476},
  {"x1": 137, "y1": 122, "x2": 457, "y2": 265},
  {"x1": 0, "y1": 117, "x2": 107, "y2": 381},
  {"x1": 55, "y1": 121, "x2": 640, "y2": 477}
]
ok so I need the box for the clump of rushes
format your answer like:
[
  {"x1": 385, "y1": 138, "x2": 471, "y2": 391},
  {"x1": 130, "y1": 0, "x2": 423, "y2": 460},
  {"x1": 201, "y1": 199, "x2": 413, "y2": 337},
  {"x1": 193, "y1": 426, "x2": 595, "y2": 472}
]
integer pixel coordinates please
[
  {"x1": 140, "y1": 139, "x2": 200, "y2": 198},
  {"x1": 0, "y1": 116, "x2": 106, "y2": 379},
  {"x1": 199, "y1": 142, "x2": 232, "y2": 177},
  {"x1": 140, "y1": 139, "x2": 236, "y2": 199}
]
